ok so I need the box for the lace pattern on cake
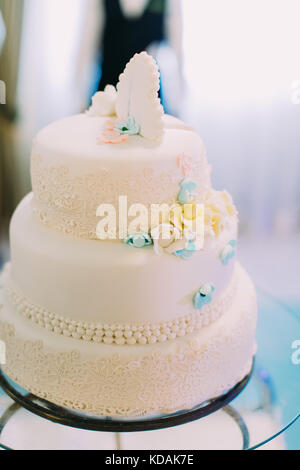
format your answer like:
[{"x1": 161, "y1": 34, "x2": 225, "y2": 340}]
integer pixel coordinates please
[
  {"x1": 0, "y1": 320, "x2": 255, "y2": 418},
  {"x1": 6, "y1": 268, "x2": 238, "y2": 345},
  {"x1": 31, "y1": 154, "x2": 211, "y2": 240}
]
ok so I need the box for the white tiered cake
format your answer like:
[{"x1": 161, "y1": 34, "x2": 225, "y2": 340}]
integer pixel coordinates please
[{"x1": 0, "y1": 53, "x2": 257, "y2": 417}]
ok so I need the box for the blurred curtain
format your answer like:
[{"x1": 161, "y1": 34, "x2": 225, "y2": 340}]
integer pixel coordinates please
[
  {"x1": 0, "y1": 0, "x2": 24, "y2": 224},
  {"x1": 181, "y1": 0, "x2": 300, "y2": 236},
  {"x1": 0, "y1": 0, "x2": 101, "y2": 230}
]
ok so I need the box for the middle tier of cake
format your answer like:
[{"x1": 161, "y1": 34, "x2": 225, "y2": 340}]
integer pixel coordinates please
[{"x1": 6, "y1": 194, "x2": 238, "y2": 343}]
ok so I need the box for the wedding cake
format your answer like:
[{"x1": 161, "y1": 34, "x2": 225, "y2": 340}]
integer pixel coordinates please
[{"x1": 0, "y1": 53, "x2": 257, "y2": 417}]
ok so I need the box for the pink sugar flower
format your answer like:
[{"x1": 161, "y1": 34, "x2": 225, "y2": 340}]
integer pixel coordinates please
[
  {"x1": 104, "y1": 119, "x2": 117, "y2": 131},
  {"x1": 99, "y1": 130, "x2": 128, "y2": 145},
  {"x1": 177, "y1": 153, "x2": 193, "y2": 177}
]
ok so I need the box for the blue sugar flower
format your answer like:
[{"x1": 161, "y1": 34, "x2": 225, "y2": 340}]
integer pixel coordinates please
[
  {"x1": 177, "y1": 179, "x2": 198, "y2": 204},
  {"x1": 114, "y1": 116, "x2": 141, "y2": 136},
  {"x1": 219, "y1": 240, "x2": 237, "y2": 265},
  {"x1": 173, "y1": 240, "x2": 196, "y2": 260},
  {"x1": 124, "y1": 232, "x2": 152, "y2": 248},
  {"x1": 193, "y1": 284, "x2": 215, "y2": 310}
]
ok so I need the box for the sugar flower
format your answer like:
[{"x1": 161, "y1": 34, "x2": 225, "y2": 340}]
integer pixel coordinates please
[
  {"x1": 177, "y1": 153, "x2": 193, "y2": 177},
  {"x1": 193, "y1": 284, "x2": 215, "y2": 310},
  {"x1": 87, "y1": 85, "x2": 117, "y2": 117},
  {"x1": 124, "y1": 233, "x2": 153, "y2": 248},
  {"x1": 219, "y1": 240, "x2": 237, "y2": 265},
  {"x1": 151, "y1": 224, "x2": 185, "y2": 256},
  {"x1": 98, "y1": 130, "x2": 128, "y2": 145},
  {"x1": 177, "y1": 179, "x2": 198, "y2": 204},
  {"x1": 114, "y1": 116, "x2": 141, "y2": 136}
]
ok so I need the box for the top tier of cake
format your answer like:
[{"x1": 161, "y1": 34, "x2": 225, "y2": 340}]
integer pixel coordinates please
[{"x1": 31, "y1": 114, "x2": 211, "y2": 240}]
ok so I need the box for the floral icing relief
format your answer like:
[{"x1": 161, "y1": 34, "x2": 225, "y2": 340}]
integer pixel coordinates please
[
  {"x1": 31, "y1": 154, "x2": 209, "y2": 241},
  {"x1": 124, "y1": 233, "x2": 152, "y2": 248},
  {"x1": 193, "y1": 284, "x2": 215, "y2": 310},
  {"x1": 177, "y1": 153, "x2": 193, "y2": 177},
  {"x1": 220, "y1": 240, "x2": 237, "y2": 265}
]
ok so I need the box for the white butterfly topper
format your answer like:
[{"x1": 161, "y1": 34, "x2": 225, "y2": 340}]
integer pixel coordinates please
[{"x1": 116, "y1": 52, "x2": 164, "y2": 140}]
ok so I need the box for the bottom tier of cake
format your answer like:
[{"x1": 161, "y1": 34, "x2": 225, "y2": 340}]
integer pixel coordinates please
[{"x1": 0, "y1": 263, "x2": 257, "y2": 418}]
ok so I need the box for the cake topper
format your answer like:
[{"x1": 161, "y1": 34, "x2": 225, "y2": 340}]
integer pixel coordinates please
[{"x1": 115, "y1": 51, "x2": 164, "y2": 140}]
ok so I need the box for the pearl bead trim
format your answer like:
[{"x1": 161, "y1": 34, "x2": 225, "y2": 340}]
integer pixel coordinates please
[{"x1": 6, "y1": 274, "x2": 237, "y2": 346}]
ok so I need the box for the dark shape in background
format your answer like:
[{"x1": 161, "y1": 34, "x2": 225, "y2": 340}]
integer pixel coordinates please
[{"x1": 98, "y1": 0, "x2": 166, "y2": 90}]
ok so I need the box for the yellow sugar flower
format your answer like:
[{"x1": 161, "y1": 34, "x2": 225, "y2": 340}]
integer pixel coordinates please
[
  {"x1": 221, "y1": 191, "x2": 237, "y2": 217},
  {"x1": 169, "y1": 203, "x2": 204, "y2": 235}
]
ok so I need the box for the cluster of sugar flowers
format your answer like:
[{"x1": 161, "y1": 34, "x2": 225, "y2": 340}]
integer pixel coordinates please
[
  {"x1": 150, "y1": 202, "x2": 205, "y2": 259},
  {"x1": 99, "y1": 116, "x2": 141, "y2": 145},
  {"x1": 87, "y1": 85, "x2": 141, "y2": 144},
  {"x1": 98, "y1": 119, "x2": 129, "y2": 145}
]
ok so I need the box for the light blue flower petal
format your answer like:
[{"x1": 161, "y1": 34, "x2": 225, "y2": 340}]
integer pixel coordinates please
[
  {"x1": 180, "y1": 180, "x2": 198, "y2": 192},
  {"x1": 193, "y1": 284, "x2": 215, "y2": 310},
  {"x1": 115, "y1": 116, "x2": 140, "y2": 136},
  {"x1": 219, "y1": 240, "x2": 237, "y2": 265},
  {"x1": 124, "y1": 232, "x2": 152, "y2": 248},
  {"x1": 177, "y1": 189, "x2": 191, "y2": 204},
  {"x1": 173, "y1": 248, "x2": 193, "y2": 260},
  {"x1": 185, "y1": 240, "x2": 196, "y2": 252}
]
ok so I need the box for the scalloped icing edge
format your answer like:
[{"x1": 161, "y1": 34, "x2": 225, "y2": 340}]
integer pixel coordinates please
[{"x1": 116, "y1": 52, "x2": 164, "y2": 141}]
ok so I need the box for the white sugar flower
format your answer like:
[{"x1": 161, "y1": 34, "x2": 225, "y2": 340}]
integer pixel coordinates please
[
  {"x1": 151, "y1": 224, "x2": 186, "y2": 256},
  {"x1": 87, "y1": 85, "x2": 117, "y2": 117}
]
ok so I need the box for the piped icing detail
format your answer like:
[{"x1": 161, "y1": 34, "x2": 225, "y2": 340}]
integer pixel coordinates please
[
  {"x1": 5, "y1": 268, "x2": 238, "y2": 346},
  {"x1": 177, "y1": 153, "x2": 193, "y2": 177},
  {"x1": 31, "y1": 153, "x2": 212, "y2": 241},
  {"x1": 193, "y1": 284, "x2": 215, "y2": 310},
  {"x1": 220, "y1": 240, "x2": 237, "y2": 265},
  {"x1": 116, "y1": 52, "x2": 164, "y2": 140}
]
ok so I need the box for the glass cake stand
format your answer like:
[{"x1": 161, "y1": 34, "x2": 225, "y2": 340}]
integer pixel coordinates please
[{"x1": 0, "y1": 290, "x2": 299, "y2": 451}]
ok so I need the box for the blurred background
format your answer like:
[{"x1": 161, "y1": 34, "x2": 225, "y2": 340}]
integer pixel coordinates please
[{"x1": 0, "y1": 0, "x2": 299, "y2": 449}]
